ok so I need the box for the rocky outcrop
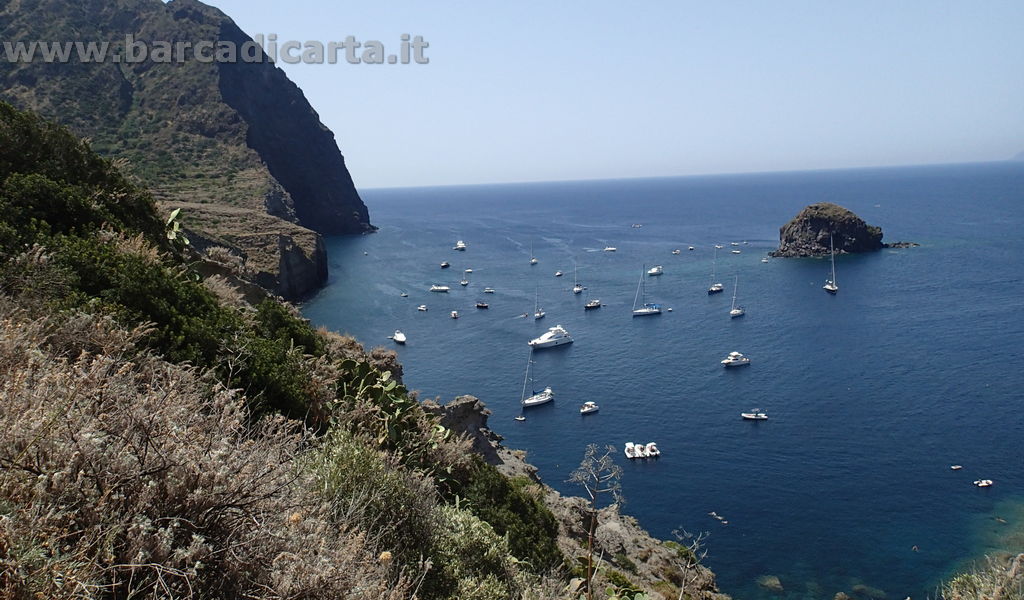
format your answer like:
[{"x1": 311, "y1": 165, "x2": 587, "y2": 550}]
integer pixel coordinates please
[
  {"x1": 0, "y1": 0, "x2": 374, "y2": 299},
  {"x1": 427, "y1": 394, "x2": 729, "y2": 600},
  {"x1": 770, "y1": 203, "x2": 884, "y2": 257}
]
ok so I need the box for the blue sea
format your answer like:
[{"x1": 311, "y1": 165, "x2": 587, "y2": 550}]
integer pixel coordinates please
[{"x1": 302, "y1": 162, "x2": 1024, "y2": 600}]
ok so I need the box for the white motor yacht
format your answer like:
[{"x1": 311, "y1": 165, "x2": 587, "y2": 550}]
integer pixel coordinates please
[
  {"x1": 580, "y1": 401, "x2": 599, "y2": 415},
  {"x1": 554, "y1": 271, "x2": 564, "y2": 277},
  {"x1": 392, "y1": 330, "x2": 407, "y2": 345},
  {"x1": 528, "y1": 325, "x2": 573, "y2": 348},
  {"x1": 430, "y1": 285, "x2": 450, "y2": 293},
  {"x1": 721, "y1": 351, "x2": 751, "y2": 367},
  {"x1": 741, "y1": 409, "x2": 768, "y2": 420},
  {"x1": 603, "y1": 246, "x2": 617, "y2": 252},
  {"x1": 453, "y1": 240, "x2": 467, "y2": 251},
  {"x1": 672, "y1": 249, "x2": 681, "y2": 255},
  {"x1": 483, "y1": 287, "x2": 495, "y2": 293},
  {"x1": 647, "y1": 265, "x2": 664, "y2": 276},
  {"x1": 417, "y1": 305, "x2": 428, "y2": 311}
]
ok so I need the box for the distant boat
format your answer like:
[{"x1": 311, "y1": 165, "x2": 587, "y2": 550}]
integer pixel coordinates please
[
  {"x1": 459, "y1": 276, "x2": 470, "y2": 286},
  {"x1": 430, "y1": 285, "x2": 450, "y2": 293},
  {"x1": 714, "y1": 244, "x2": 724, "y2": 249},
  {"x1": 632, "y1": 265, "x2": 662, "y2": 316},
  {"x1": 647, "y1": 265, "x2": 663, "y2": 276},
  {"x1": 761, "y1": 256, "x2": 769, "y2": 263},
  {"x1": 453, "y1": 240, "x2": 467, "y2": 251},
  {"x1": 729, "y1": 275, "x2": 745, "y2": 318},
  {"x1": 530, "y1": 240, "x2": 538, "y2": 265},
  {"x1": 708, "y1": 247, "x2": 724, "y2": 294},
  {"x1": 823, "y1": 233, "x2": 839, "y2": 294},
  {"x1": 440, "y1": 261, "x2": 450, "y2": 269},
  {"x1": 391, "y1": 330, "x2": 407, "y2": 345},
  {"x1": 528, "y1": 325, "x2": 573, "y2": 348},
  {"x1": 417, "y1": 305, "x2": 428, "y2": 311},
  {"x1": 400, "y1": 292, "x2": 408, "y2": 297},
  {"x1": 554, "y1": 271, "x2": 563, "y2": 277},
  {"x1": 483, "y1": 287, "x2": 495, "y2": 293},
  {"x1": 731, "y1": 249, "x2": 741, "y2": 254},
  {"x1": 450, "y1": 310, "x2": 459, "y2": 319},
  {"x1": 603, "y1": 246, "x2": 617, "y2": 252},
  {"x1": 688, "y1": 246, "x2": 695, "y2": 251},
  {"x1": 730, "y1": 242, "x2": 740, "y2": 247},
  {"x1": 534, "y1": 286, "x2": 545, "y2": 320},
  {"x1": 584, "y1": 298, "x2": 601, "y2": 310},
  {"x1": 464, "y1": 268, "x2": 473, "y2": 273},
  {"x1": 645, "y1": 442, "x2": 661, "y2": 457},
  {"x1": 580, "y1": 401, "x2": 599, "y2": 415},
  {"x1": 721, "y1": 351, "x2": 750, "y2": 367},
  {"x1": 741, "y1": 409, "x2": 767, "y2": 420},
  {"x1": 974, "y1": 479, "x2": 994, "y2": 488},
  {"x1": 672, "y1": 249, "x2": 681, "y2": 255},
  {"x1": 475, "y1": 301, "x2": 489, "y2": 309},
  {"x1": 520, "y1": 349, "x2": 554, "y2": 407},
  {"x1": 631, "y1": 223, "x2": 643, "y2": 228},
  {"x1": 572, "y1": 263, "x2": 584, "y2": 294}
]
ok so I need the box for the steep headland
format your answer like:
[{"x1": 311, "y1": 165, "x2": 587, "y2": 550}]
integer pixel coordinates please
[
  {"x1": 0, "y1": 0, "x2": 372, "y2": 298},
  {"x1": 770, "y1": 202, "x2": 884, "y2": 257}
]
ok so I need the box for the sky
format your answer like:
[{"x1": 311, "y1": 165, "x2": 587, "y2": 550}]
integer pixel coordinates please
[{"x1": 200, "y1": 0, "x2": 1024, "y2": 189}]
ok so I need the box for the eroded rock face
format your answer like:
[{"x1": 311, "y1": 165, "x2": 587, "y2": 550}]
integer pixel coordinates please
[{"x1": 771, "y1": 203, "x2": 883, "y2": 257}]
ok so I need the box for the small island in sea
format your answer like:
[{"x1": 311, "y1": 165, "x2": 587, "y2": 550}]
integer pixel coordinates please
[{"x1": 771, "y1": 202, "x2": 918, "y2": 257}]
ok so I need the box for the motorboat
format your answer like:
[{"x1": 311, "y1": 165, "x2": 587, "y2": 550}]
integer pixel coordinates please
[
  {"x1": 417, "y1": 305, "x2": 428, "y2": 311},
  {"x1": 631, "y1": 223, "x2": 643, "y2": 228},
  {"x1": 950, "y1": 465, "x2": 963, "y2": 470},
  {"x1": 632, "y1": 266, "x2": 662, "y2": 316},
  {"x1": 647, "y1": 265, "x2": 663, "y2": 276},
  {"x1": 475, "y1": 301, "x2": 489, "y2": 309},
  {"x1": 453, "y1": 240, "x2": 467, "y2": 251},
  {"x1": 464, "y1": 268, "x2": 473, "y2": 273},
  {"x1": 632, "y1": 442, "x2": 648, "y2": 458},
  {"x1": 450, "y1": 310, "x2": 459, "y2": 319},
  {"x1": 731, "y1": 249, "x2": 741, "y2": 254},
  {"x1": 741, "y1": 409, "x2": 768, "y2": 420},
  {"x1": 483, "y1": 287, "x2": 495, "y2": 293},
  {"x1": 528, "y1": 325, "x2": 573, "y2": 348},
  {"x1": 572, "y1": 264, "x2": 583, "y2": 294},
  {"x1": 729, "y1": 275, "x2": 745, "y2": 318},
  {"x1": 714, "y1": 244, "x2": 724, "y2": 249},
  {"x1": 721, "y1": 351, "x2": 751, "y2": 367},
  {"x1": 584, "y1": 299, "x2": 601, "y2": 310},
  {"x1": 645, "y1": 442, "x2": 661, "y2": 457},
  {"x1": 730, "y1": 242, "x2": 739, "y2": 246},
  {"x1": 400, "y1": 292, "x2": 408, "y2": 297},
  {"x1": 974, "y1": 479, "x2": 994, "y2": 487},
  {"x1": 688, "y1": 246, "x2": 695, "y2": 251},
  {"x1": 761, "y1": 256, "x2": 769, "y2": 263},
  {"x1": 530, "y1": 257, "x2": 538, "y2": 265},
  {"x1": 603, "y1": 246, "x2": 617, "y2": 252},
  {"x1": 440, "y1": 261, "x2": 450, "y2": 269},
  {"x1": 824, "y1": 233, "x2": 839, "y2": 294},
  {"x1": 624, "y1": 442, "x2": 638, "y2": 459},
  {"x1": 430, "y1": 285, "x2": 450, "y2": 293},
  {"x1": 459, "y1": 278, "x2": 469, "y2": 286},
  {"x1": 672, "y1": 249, "x2": 681, "y2": 255},
  {"x1": 514, "y1": 415, "x2": 526, "y2": 422},
  {"x1": 580, "y1": 401, "x2": 599, "y2": 415},
  {"x1": 520, "y1": 350, "x2": 554, "y2": 407},
  {"x1": 534, "y1": 310, "x2": 546, "y2": 320},
  {"x1": 391, "y1": 330, "x2": 407, "y2": 344},
  {"x1": 554, "y1": 271, "x2": 564, "y2": 277}
]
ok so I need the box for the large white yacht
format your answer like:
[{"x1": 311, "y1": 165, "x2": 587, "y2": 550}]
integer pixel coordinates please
[
  {"x1": 528, "y1": 325, "x2": 573, "y2": 348},
  {"x1": 647, "y1": 265, "x2": 663, "y2": 276},
  {"x1": 721, "y1": 351, "x2": 751, "y2": 367}
]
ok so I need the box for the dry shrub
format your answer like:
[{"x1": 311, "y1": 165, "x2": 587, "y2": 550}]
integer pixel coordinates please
[
  {"x1": 203, "y1": 246, "x2": 245, "y2": 276},
  {"x1": 201, "y1": 274, "x2": 247, "y2": 309},
  {"x1": 0, "y1": 311, "x2": 411, "y2": 600}
]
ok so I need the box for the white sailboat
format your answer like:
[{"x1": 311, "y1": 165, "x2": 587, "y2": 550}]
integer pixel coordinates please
[
  {"x1": 708, "y1": 247, "x2": 724, "y2": 294},
  {"x1": 729, "y1": 275, "x2": 745, "y2": 318},
  {"x1": 632, "y1": 265, "x2": 662, "y2": 316},
  {"x1": 530, "y1": 240, "x2": 538, "y2": 265},
  {"x1": 520, "y1": 350, "x2": 554, "y2": 407},
  {"x1": 572, "y1": 263, "x2": 584, "y2": 294},
  {"x1": 823, "y1": 234, "x2": 839, "y2": 294},
  {"x1": 534, "y1": 286, "x2": 545, "y2": 320}
]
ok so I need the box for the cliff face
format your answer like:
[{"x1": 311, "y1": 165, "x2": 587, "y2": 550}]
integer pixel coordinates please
[
  {"x1": 0, "y1": 0, "x2": 372, "y2": 298},
  {"x1": 770, "y1": 202, "x2": 883, "y2": 257}
]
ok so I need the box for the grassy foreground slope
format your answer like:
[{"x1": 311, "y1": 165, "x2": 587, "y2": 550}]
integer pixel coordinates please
[{"x1": 0, "y1": 102, "x2": 567, "y2": 599}]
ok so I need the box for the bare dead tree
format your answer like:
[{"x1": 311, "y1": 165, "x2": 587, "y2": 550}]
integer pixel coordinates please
[
  {"x1": 672, "y1": 528, "x2": 710, "y2": 600},
  {"x1": 569, "y1": 444, "x2": 623, "y2": 600}
]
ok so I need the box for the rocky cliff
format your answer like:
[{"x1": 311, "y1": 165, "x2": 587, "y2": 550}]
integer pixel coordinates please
[
  {"x1": 424, "y1": 395, "x2": 729, "y2": 600},
  {"x1": 770, "y1": 202, "x2": 884, "y2": 257},
  {"x1": 0, "y1": 0, "x2": 372, "y2": 298}
]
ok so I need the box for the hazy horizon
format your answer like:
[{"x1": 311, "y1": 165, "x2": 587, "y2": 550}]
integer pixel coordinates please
[{"x1": 203, "y1": 1, "x2": 1024, "y2": 189}]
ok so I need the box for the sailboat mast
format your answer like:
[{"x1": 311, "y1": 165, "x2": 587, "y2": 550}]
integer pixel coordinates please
[
  {"x1": 633, "y1": 266, "x2": 644, "y2": 310},
  {"x1": 732, "y1": 275, "x2": 738, "y2": 310},
  {"x1": 830, "y1": 234, "x2": 837, "y2": 285},
  {"x1": 711, "y1": 247, "x2": 718, "y2": 282},
  {"x1": 520, "y1": 351, "x2": 532, "y2": 403}
]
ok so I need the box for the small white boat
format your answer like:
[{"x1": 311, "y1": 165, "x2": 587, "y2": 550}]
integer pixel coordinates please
[
  {"x1": 530, "y1": 257, "x2": 538, "y2": 265},
  {"x1": 520, "y1": 350, "x2": 554, "y2": 407},
  {"x1": 824, "y1": 233, "x2": 839, "y2": 294},
  {"x1": 714, "y1": 244, "x2": 724, "y2": 249},
  {"x1": 572, "y1": 264, "x2": 583, "y2": 294},
  {"x1": 440, "y1": 261, "x2": 450, "y2": 269},
  {"x1": 721, "y1": 351, "x2": 751, "y2": 367},
  {"x1": 647, "y1": 265, "x2": 664, "y2": 276},
  {"x1": 464, "y1": 268, "x2": 473, "y2": 273},
  {"x1": 534, "y1": 309, "x2": 545, "y2": 320},
  {"x1": 974, "y1": 479, "x2": 994, "y2": 488},
  {"x1": 533, "y1": 288, "x2": 545, "y2": 320},
  {"x1": 450, "y1": 310, "x2": 459, "y2": 319},
  {"x1": 453, "y1": 240, "x2": 467, "y2": 251},
  {"x1": 729, "y1": 275, "x2": 745, "y2": 318},
  {"x1": 645, "y1": 442, "x2": 661, "y2": 457},
  {"x1": 688, "y1": 246, "x2": 695, "y2": 251},
  {"x1": 528, "y1": 325, "x2": 573, "y2": 348},
  {"x1": 603, "y1": 246, "x2": 617, "y2": 252},
  {"x1": 631, "y1": 223, "x2": 643, "y2": 228},
  {"x1": 624, "y1": 442, "x2": 637, "y2": 459},
  {"x1": 417, "y1": 305, "x2": 428, "y2": 311},
  {"x1": 430, "y1": 285, "x2": 450, "y2": 293},
  {"x1": 672, "y1": 249, "x2": 681, "y2": 255},
  {"x1": 392, "y1": 330, "x2": 407, "y2": 344},
  {"x1": 741, "y1": 409, "x2": 767, "y2": 420},
  {"x1": 554, "y1": 271, "x2": 564, "y2": 277},
  {"x1": 731, "y1": 249, "x2": 741, "y2": 254},
  {"x1": 580, "y1": 401, "x2": 599, "y2": 415},
  {"x1": 730, "y1": 242, "x2": 739, "y2": 247},
  {"x1": 400, "y1": 292, "x2": 408, "y2": 297},
  {"x1": 950, "y1": 465, "x2": 963, "y2": 470},
  {"x1": 475, "y1": 301, "x2": 489, "y2": 309},
  {"x1": 761, "y1": 256, "x2": 769, "y2": 263},
  {"x1": 708, "y1": 247, "x2": 724, "y2": 294},
  {"x1": 514, "y1": 415, "x2": 526, "y2": 422},
  {"x1": 483, "y1": 287, "x2": 495, "y2": 293},
  {"x1": 633, "y1": 442, "x2": 648, "y2": 458},
  {"x1": 584, "y1": 298, "x2": 601, "y2": 310},
  {"x1": 459, "y1": 279, "x2": 469, "y2": 286}
]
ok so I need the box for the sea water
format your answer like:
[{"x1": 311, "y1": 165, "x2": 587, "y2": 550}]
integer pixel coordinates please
[{"x1": 302, "y1": 162, "x2": 1024, "y2": 599}]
